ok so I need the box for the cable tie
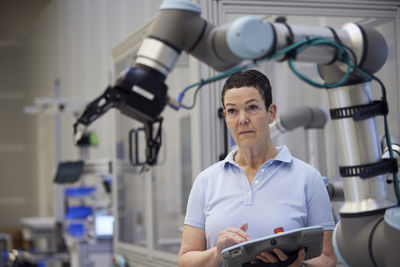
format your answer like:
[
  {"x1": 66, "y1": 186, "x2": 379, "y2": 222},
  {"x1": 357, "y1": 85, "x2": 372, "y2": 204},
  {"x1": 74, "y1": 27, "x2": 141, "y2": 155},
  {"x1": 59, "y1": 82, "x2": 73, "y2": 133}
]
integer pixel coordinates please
[
  {"x1": 330, "y1": 101, "x2": 388, "y2": 121},
  {"x1": 339, "y1": 159, "x2": 398, "y2": 179}
]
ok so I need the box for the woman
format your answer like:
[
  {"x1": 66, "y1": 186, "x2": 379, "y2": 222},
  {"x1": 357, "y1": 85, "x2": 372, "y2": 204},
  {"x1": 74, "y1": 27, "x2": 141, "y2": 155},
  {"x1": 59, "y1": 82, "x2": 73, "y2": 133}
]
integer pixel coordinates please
[{"x1": 178, "y1": 70, "x2": 337, "y2": 267}]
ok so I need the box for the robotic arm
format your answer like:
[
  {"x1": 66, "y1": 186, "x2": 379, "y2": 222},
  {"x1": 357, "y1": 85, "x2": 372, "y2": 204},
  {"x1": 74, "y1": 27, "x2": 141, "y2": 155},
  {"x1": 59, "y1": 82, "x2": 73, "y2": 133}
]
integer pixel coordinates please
[
  {"x1": 74, "y1": 0, "x2": 384, "y2": 141},
  {"x1": 74, "y1": 0, "x2": 400, "y2": 266}
]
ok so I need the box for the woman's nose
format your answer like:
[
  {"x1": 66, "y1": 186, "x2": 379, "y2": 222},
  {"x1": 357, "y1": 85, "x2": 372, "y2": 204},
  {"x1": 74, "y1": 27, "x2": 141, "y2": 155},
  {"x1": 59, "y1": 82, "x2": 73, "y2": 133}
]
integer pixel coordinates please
[{"x1": 239, "y1": 112, "x2": 249, "y2": 125}]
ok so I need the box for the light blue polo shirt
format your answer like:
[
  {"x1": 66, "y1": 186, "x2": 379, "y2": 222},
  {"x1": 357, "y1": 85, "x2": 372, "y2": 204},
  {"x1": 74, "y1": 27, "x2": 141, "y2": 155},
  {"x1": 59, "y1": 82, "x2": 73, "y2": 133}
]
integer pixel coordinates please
[{"x1": 184, "y1": 146, "x2": 335, "y2": 249}]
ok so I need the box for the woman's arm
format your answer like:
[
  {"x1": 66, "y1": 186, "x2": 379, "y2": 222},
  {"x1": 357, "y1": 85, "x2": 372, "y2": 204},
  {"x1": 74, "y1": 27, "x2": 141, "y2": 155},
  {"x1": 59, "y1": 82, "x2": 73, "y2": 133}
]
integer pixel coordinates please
[
  {"x1": 178, "y1": 223, "x2": 250, "y2": 267},
  {"x1": 177, "y1": 225, "x2": 221, "y2": 267},
  {"x1": 304, "y1": 230, "x2": 336, "y2": 267}
]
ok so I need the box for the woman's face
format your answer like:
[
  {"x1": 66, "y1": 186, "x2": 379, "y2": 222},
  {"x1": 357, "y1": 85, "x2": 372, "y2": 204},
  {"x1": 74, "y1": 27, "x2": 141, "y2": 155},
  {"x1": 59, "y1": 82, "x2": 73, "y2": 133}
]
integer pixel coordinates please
[{"x1": 223, "y1": 86, "x2": 276, "y2": 148}]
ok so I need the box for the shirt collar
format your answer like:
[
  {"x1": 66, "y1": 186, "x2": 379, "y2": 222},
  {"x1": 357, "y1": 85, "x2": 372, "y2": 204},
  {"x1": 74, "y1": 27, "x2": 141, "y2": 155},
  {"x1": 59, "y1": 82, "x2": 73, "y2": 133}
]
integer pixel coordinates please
[
  {"x1": 274, "y1": 145, "x2": 292, "y2": 163},
  {"x1": 221, "y1": 145, "x2": 293, "y2": 168}
]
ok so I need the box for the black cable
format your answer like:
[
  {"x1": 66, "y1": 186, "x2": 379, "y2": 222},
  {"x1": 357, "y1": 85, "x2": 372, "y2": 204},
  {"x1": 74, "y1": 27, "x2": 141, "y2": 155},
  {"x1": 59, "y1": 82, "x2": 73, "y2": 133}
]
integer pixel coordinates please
[{"x1": 368, "y1": 216, "x2": 384, "y2": 267}]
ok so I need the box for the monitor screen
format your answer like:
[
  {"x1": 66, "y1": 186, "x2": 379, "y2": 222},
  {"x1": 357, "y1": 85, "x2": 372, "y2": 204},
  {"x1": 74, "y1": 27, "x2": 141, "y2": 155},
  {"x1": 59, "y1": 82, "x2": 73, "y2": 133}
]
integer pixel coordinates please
[
  {"x1": 54, "y1": 161, "x2": 84, "y2": 184},
  {"x1": 95, "y1": 214, "x2": 114, "y2": 238}
]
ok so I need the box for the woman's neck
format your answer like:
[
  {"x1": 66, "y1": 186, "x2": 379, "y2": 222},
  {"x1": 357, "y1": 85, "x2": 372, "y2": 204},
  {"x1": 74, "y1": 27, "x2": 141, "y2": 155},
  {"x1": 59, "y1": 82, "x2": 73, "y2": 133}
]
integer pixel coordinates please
[{"x1": 234, "y1": 142, "x2": 278, "y2": 170}]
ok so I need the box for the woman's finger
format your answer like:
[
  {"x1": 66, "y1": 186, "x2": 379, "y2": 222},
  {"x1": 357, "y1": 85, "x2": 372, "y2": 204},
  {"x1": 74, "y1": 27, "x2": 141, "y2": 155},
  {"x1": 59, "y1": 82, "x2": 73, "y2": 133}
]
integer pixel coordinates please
[
  {"x1": 219, "y1": 231, "x2": 248, "y2": 248},
  {"x1": 288, "y1": 248, "x2": 306, "y2": 267},
  {"x1": 272, "y1": 248, "x2": 288, "y2": 261},
  {"x1": 224, "y1": 228, "x2": 250, "y2": 241},
  {"x1": 240, "y1": 222, "x2": 248, "y2": 232},
  {"x1": 298, "y1": 248, "x2": 305, "y2": 261},
  {"x1": 257, "y1": 251, "x2": 278, "y2": 263}
]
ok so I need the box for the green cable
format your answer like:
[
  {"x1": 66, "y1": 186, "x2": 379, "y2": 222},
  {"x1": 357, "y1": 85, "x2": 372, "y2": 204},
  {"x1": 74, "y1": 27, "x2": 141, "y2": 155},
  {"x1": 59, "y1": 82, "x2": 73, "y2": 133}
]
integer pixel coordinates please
[
  {"x1": 176, "y1": 62, "x2": 257, "y2": 109},
  {"x1": 175, "y1": 37, "x2": 400, "y2": 203},
  {"x1": 177, "y1": 37, "x2": 323, "y2": 104},
  {"x1": 178, "y1": 37, "x2": 337, "y2": 100},
  {"x1": 286, "y1": 38, "x2": 354, "y2": 88},
  {"x1": 181, "y1": 63, "x2": 254, "y2": 95}
]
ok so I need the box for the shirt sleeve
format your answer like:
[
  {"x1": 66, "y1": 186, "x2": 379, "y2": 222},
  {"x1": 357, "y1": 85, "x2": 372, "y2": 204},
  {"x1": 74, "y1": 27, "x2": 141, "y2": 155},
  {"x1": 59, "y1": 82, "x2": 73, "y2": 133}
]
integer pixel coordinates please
[
  {"x1": 184, "y1": 174, "x2": 206, "y2": 229},
  {"x1": 305, "y1": 170, "x2": 335, "y2": 231}
]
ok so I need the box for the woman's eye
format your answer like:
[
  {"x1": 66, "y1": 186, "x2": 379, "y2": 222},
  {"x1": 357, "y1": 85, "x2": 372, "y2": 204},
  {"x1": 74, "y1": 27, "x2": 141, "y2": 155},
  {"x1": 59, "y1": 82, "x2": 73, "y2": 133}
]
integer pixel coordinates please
[
  {"x1": 248, "y1": 105, "x2": 259, "y2": 111},
  {"x1": 227, "y1": 109, "x2": 236, "y2": 114}
]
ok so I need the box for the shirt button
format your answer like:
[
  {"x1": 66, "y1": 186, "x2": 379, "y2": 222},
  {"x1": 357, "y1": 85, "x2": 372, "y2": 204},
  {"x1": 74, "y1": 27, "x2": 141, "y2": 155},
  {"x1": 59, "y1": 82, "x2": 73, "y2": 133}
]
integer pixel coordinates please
[
  {"x1": 260, "y1": 169, "x2": 265, "y2": 173},
  {"x1": 255, "y1": 180, "x2": 259, "y2": 184},
  {"x1": 248, "y1": 191, "x2": 251, "y2": 194}
]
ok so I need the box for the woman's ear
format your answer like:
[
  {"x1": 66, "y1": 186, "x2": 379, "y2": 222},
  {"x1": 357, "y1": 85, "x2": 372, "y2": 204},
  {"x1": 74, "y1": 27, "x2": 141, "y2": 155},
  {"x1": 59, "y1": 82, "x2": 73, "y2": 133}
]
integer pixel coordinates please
[{"x1": 268, "y1": 103, "x2": 277, "y2": 124}]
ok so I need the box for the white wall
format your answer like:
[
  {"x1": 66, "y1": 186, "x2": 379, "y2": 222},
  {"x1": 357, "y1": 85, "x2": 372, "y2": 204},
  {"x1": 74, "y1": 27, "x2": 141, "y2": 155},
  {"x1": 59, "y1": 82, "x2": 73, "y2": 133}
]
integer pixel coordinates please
[
  {"x1": 0, "y1": 44, "x2": 37, "y2": 228},
  {"x1": 0, "y1": 0, "x2": 163, "y2": 228}
]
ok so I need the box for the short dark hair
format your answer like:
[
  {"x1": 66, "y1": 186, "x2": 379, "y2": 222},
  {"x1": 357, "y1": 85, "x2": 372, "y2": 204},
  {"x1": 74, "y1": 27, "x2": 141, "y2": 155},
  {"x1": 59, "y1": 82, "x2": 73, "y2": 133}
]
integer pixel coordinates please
[{"x1": 221, "y1": 69, "x2": 272, "y2": 109}]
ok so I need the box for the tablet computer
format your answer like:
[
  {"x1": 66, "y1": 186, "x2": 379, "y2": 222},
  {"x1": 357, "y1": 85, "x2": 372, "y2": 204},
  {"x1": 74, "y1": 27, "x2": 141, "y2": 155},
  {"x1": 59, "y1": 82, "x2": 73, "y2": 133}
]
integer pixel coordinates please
[{"x1": 221, "y1": 226, "x2": 323, "y2": 267}]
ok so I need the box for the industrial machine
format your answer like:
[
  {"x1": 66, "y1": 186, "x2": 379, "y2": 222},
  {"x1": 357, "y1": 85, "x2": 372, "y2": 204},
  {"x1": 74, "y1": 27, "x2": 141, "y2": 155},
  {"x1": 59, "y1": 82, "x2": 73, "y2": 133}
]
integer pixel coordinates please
[{"x1": 74, "y1": 0, "x2": 400, "y2": 266}]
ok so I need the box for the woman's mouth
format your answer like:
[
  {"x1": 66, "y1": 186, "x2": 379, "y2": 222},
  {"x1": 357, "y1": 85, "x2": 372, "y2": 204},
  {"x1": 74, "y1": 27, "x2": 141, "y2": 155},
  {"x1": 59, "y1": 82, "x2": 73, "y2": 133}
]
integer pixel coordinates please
[{"x1": 239, "y1": 130, "x2": 254, "y2": 135}]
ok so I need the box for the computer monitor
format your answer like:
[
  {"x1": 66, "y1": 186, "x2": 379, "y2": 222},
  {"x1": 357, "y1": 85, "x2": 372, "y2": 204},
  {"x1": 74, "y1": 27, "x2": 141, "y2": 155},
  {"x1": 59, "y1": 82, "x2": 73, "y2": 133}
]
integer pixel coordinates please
[
  {"x1": 95, "y1": 213, "x2": 114, "y2": 238},
  {"x1": 54, "y1": 161, "x2": 84, "y2": 184}
]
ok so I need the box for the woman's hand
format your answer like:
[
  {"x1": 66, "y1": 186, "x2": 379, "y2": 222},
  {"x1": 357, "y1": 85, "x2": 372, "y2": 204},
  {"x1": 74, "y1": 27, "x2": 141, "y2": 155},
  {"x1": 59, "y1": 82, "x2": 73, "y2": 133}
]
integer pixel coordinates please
[
  {"x1": 253, "y1": 248, "x2": 305, "y2": 267},
  {"x1": 216, "y1": 222, "x2": 250, "y2": 256}
]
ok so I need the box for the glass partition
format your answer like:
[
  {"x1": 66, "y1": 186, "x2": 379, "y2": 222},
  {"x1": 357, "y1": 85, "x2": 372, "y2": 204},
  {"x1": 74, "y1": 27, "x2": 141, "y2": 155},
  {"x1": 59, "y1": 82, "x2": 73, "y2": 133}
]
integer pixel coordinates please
[
  {"x1": 115, "y1": 113, "x2": 148, "y2": 247},
  {"x1": 152, "y1": 62, "x2": 193, "y2": 254},
  {"x1": 113, "y1": 46, "x2": 194, "y2": 255}
]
